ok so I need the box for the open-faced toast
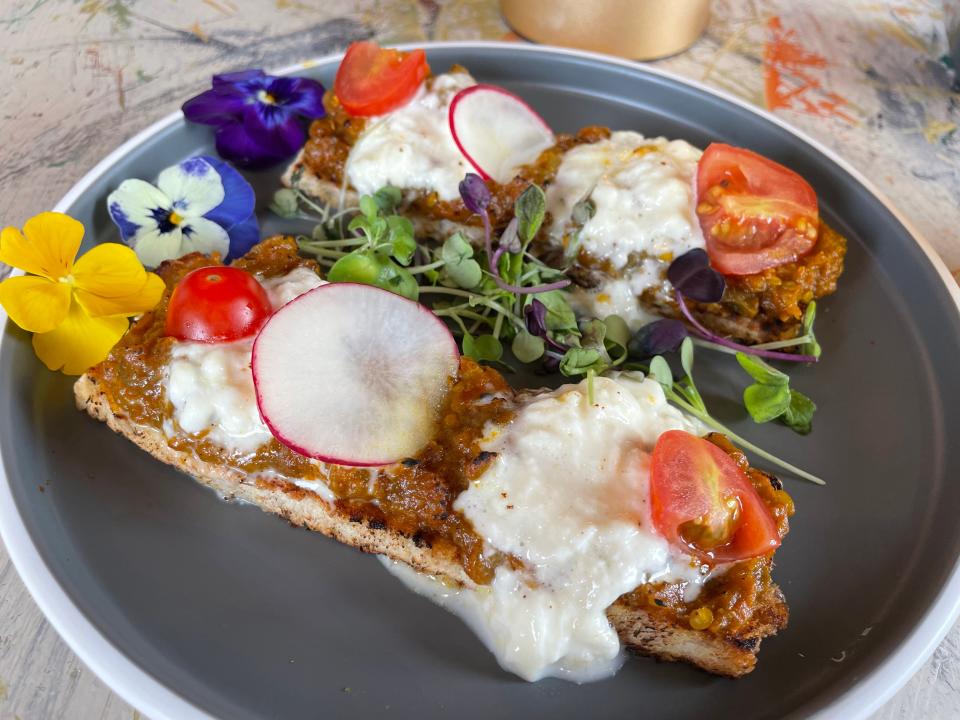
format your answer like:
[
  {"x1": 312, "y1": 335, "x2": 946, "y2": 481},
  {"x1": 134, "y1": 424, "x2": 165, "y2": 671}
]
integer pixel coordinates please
[
  {"x1": 285, "y1": 59, "x2": 846, "y2": 345},
  {"x1": 75, "y1": 237, "x2": 790, "y2": 679}
]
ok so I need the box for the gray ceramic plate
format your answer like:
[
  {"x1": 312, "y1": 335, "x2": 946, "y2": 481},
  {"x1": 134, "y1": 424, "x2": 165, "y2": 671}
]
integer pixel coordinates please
[{"x1": 2, "y1": 43, "x2": 960, "y2": 720}]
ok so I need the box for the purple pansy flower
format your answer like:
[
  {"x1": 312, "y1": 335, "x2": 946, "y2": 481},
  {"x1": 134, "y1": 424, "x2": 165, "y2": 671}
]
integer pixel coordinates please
[
  {"x1": 106, "y1": 155, "x2": 258, "y2": 268},
  {"x1": 182, "y1": 69, "x2": 326, "y2": 169}
]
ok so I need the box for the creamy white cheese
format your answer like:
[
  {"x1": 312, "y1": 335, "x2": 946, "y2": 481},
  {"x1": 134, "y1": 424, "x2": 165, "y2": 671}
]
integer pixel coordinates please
[
  {"x1": 546, "y1": 131, "x2": 704, "y2": 329},
  {"x1": 345, "y1": 72, "x2": 476, "y2": 202},
  {"x1": 164, "y1": 267, "x2": 325, "y2": 455},
  {"x1": 261, "y1": 266, "x2": 327, "y2": 308},
  {"x1": 384, "y1": 374, "x2": 708, "y2": 683}
]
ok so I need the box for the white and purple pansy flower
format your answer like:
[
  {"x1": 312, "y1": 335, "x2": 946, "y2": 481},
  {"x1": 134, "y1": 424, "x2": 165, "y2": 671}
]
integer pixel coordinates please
[
  {"x1": 182, "y1": 69, "x2": 326, "y2": 169},
  {"x1": 106, "y1": 155, "x2": 259, "y2": 269}
]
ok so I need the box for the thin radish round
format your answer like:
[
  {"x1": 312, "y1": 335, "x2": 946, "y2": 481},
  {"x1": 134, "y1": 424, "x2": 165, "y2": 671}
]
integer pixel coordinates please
[
  {"x1": 449, "y1": 84, "x2": 555, "y2": 184},
  {"x1": 252, "y1": 282, "x2": 460, "y2": 467}
]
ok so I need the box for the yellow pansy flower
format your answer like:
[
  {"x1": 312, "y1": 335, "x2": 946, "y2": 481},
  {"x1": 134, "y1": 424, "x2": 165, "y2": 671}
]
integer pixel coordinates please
[{"x1": 0, "y1": 212, "x2": 164, "y2": 375}]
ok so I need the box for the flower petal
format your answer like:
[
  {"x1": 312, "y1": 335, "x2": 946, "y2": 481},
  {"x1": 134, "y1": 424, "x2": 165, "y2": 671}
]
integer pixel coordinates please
[
  {"x1": 179, "y1": 217, "x2": 230, "y2": 257},
  {"x1": 182, "y1": 87, "x2": 248, "y2": 126},
  {"x1": 107, "y1": 179, "x2": 171, "y2": 228},
  {"x1": 75, "y1": 271, "x2": 165, "y2": 318},
  {"x1": 221, "y1": 214, "x2": 260, "y2": 261},
  {"x1": 0, "y1": 212, "x2": 83, "y2": 280},
  {"x1": 133, "y1": 226, "x2": 184, "y2": 268},
  {"x1": 157, "y1": 157, "x2": 226, "y2": 218},
  {"x1": 32, "y1": 299, "x2": 128, "y2": 375},
  {"x1": 213, "y1": 69, "x2": 266, "y2": 90},
  {"x1": 213, "y1": 121, "x2": 286, "y2": 169},
  {"x1": 0, "y1": 275, "x2": 71, "y2": 332},
  {"x1": 202, "y1": 156, "x2": 256, "y2": 228},
  {"x1": 268, "y1": 76, "x2": 327, "y2": 118},
  {"x1": 71, "y1": 243, "x2": 148, "y2": 297},
  {"x1": 243, "y1": 103, "x2": 304, "y2": 157}
]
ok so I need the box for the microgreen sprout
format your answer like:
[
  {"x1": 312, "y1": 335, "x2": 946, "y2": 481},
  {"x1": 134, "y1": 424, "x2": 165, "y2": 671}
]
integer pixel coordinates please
[
  {"x1": 666, "y1": 249, "x2": 819, "y2": 364},
  {"x1": 641, "y1": 338, "x2": 824, "y2": 485},
  {"x1": 737, "y1": 353, "x2": 816, "y2": 434},
  {"x1": 459, "y1": 174, "x2": 570, "y2": 296}
]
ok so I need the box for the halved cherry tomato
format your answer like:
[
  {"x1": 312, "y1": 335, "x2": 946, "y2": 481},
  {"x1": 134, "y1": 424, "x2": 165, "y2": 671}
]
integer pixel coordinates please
[
  {"x1": 696, "y1": 143, "x2": 819, "y2": 276},
  {"x1": 165, "y1": 266, "x2": 272, "y2": 343},
  {"x1": 649, "y1": 430, "x2": 780, "y2": 563},
  {"x1": 334, "y1": 41, "x2": 430, "y2": 117}
]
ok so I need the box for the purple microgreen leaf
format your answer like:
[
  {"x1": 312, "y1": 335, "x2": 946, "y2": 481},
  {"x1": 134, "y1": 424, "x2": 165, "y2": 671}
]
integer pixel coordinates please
[
  {"x1": 524, "y1": 299, "x2": 548, "y2": 337},
  {"x1": 524, "y1": 299, "x2": 568, "y2": 351},
  {"x1": 667, "y1": 248, "x2": 725, "y2": 303},
  {"x1": 458, "y1": 173, "x2": 491, "y2": 215},
  {"x1": 676, "y1": 292, "x2": 818, "y2": 363},
  {"x1": 628, "y1": 319, "x2": 688, "y2": 358}
]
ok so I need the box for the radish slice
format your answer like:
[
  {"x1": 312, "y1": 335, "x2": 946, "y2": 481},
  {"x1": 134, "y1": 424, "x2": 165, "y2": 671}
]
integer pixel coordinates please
[
  {"x1": 252, "y1": 283, "x2": 459, "y2": 467},
  {"x1": 449, "y1": 84, "x2": 555, "y2": 183}
]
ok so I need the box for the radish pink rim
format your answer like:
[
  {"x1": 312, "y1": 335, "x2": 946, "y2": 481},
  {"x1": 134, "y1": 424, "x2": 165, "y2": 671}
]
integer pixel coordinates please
[
  {"x1": 250, "y1": 281, "x2": 460, "y2": 468},
  {"x1": 448, "y1": 83, "x2": 555, "y2": 182}
]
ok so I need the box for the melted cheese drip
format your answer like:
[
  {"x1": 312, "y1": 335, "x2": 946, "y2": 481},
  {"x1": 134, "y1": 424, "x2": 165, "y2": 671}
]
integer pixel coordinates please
[{"x1": 383, "y1": 374, "x2": 709, "y2": 682}]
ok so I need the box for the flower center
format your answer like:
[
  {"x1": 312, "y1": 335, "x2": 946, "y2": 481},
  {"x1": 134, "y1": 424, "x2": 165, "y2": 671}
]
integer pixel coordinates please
[
  {"x1": 58, "y1": 274, "x2": 75, "y2": 286},
  {"x1": 257, "y1": 89, "x2": 278, "y2": 105},
  {"x1": 169, "y1": 211, "x2": 183, "y2": 226}
]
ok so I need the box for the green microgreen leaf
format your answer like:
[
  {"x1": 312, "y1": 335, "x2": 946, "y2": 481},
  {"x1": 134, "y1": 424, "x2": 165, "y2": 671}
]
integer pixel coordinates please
[
  {"x1": 680, "y1": 336, "x2": 695, "y2": 377},
  {"x1": 736, "y1": 353, "x2": 789, "y2": 386},
  {"x1": 372, "y1": 185, "x2": 402, "y2": 213},
  {"x1": 463, "y1": 333, "x2": 503, "y2": 362},
  {"x1": 783, "y1": 390, "x2": 816, "y2": 435},
  {"x1": 736, "y1": 352, "x2": 816, "y2": 433},
  {"x1": 743, "y1": 383, "x2": 792, "y2": 423},
  {"x1": 801, "y1": 301, "x2": 822, "y2": 359},
  {"x1": 386, "y1": 216, "x2": 415, "y2": 265},
  {"x1": 648, "y1": 355, "x2": 674, "y2": 392},
  {"x1": 559, "y1": 347, "x2": 603, "y2": 377},
  {"x1": 580, "y1": 318, "x2": 607, "y2": 348},
  {"x1": 531, "y1": 290, "x2": 578, "y2": 334},
  {"x1": 602, "y1": 315, "x2": 630, "y2": 363},
  {"x1": 439, "y1": 233, "x2": 483, "y2": 289},
  {"x1": 512, "y1": 331, "x2": 545, "y2": 363},
  {"x1": 515, "y1": 184, "x2": 546, "y2": 246},
  {"x1": 358, "y1": 194, "x2": 379, "y2": 220}
]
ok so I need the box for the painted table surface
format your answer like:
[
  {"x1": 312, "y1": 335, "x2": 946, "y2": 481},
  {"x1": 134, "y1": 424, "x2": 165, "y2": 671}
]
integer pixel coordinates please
[{"x1": 1, "y1": 0, "x2": 959, "y2": 717}]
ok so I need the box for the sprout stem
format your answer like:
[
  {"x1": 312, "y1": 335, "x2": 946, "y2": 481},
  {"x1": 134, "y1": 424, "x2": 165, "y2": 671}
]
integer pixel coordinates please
[
  {"x1": 676, "y1": 293, "x2": 818, "y2": 364},
  {"x1": 666, "y1": 392, "x2": 825, "y2": 485}
]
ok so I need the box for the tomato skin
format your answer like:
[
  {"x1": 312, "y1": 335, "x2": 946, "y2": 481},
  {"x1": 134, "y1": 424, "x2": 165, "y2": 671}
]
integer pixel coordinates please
[
  {"x1": 334, "y1": 41, "x2": 430, "y2": 117},
  {"x1": 696, "y1": 143, "x2": 819, "y2": 276},
  {"x1": 165, "y1": 266, "x2": 273, "y2": 343},
  {"x1": 650, "y1": 430, "x2": 780, "y2": 563}
]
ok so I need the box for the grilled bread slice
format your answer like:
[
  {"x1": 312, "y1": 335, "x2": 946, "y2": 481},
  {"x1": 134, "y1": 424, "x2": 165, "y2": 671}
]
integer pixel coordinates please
[
  {"x1": 74, "y1": 371, "x2": 787, "y2": 676},
  {"x1": 73, "y1": 238, "x2": 789, "y2": 678}
]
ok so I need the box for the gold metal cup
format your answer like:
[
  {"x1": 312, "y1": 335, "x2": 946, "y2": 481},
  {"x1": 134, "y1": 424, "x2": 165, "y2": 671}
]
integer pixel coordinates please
[{"x1": 500, "y1": 0, "x2": 710, "y2": 60}]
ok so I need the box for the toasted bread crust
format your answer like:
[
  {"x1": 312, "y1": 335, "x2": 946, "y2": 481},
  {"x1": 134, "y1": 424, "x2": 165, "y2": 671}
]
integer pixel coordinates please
[{"x1": 74, "y1": 371, "x2": 786, "y2": 678}]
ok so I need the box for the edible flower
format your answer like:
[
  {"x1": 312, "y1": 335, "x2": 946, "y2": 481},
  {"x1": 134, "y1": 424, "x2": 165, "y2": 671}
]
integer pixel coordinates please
[
  {"x1": 107, "y1": 155, "x2": 258, "y2": 269},
  {"x1": 182, "y1": 69, "x2": 326, "y2": 169},
  {"x1": 0, "y1": 212, "x2": 163, "y2": 374}
]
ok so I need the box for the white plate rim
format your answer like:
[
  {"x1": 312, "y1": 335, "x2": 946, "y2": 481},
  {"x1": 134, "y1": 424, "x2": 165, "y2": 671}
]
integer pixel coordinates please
[{"x1": 0, "y1": 40, "x2": 958, "y2": 720}]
